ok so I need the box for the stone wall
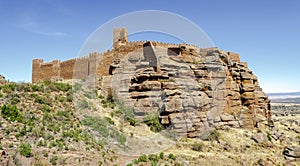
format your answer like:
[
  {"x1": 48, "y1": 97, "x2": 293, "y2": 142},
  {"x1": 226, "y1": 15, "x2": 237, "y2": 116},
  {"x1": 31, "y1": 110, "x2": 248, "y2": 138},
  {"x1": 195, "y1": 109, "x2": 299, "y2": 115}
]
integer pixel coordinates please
[{"x1": 32, "y1": 52, "x2": 103, "y2": 82}]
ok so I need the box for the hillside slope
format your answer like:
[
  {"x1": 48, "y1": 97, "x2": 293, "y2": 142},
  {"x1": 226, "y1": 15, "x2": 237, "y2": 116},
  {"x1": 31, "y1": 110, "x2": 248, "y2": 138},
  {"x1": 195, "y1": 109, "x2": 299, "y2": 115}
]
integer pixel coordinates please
[{"x1": 0, "y1": 80, "x2": 299, "y2": 165}]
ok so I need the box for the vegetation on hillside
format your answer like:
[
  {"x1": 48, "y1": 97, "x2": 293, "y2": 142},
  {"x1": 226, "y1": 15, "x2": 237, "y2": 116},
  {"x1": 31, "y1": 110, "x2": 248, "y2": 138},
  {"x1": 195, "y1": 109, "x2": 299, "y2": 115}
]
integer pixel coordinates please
[{"x1": 0, "y1": 80, "x2": 299, "y2": 165}]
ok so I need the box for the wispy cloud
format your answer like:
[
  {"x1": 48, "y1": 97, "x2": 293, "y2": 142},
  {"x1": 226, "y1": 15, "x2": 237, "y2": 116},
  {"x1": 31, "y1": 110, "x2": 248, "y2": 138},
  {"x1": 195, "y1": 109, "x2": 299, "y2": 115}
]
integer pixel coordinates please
[{"x1": 17, "y1": 14, "x2": 70, "y2": 37}]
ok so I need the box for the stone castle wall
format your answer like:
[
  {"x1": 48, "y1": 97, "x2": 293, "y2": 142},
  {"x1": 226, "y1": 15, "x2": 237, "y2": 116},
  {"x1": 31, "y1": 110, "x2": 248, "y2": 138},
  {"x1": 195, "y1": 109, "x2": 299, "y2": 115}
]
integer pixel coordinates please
[
  {"x1": 32, "y1": 28, "x2": 271, "y2": 137},
  {"x1": 32, "y1": 52, "x2": 103, "y2": 82},
  {"x1": 32, "y1": 34, "x2": 206, "y2": 82}
]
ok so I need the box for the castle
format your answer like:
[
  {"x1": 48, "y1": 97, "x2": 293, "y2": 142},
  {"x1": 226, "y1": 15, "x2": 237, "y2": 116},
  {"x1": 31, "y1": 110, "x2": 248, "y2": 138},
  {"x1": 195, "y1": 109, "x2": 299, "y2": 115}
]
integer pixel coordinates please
[
  {"x1": 32, "y1": 28, "x2": 271, "y2": 137},
  {"x1": 32, "y1": 28, "x2": 207, "y2": 83}
]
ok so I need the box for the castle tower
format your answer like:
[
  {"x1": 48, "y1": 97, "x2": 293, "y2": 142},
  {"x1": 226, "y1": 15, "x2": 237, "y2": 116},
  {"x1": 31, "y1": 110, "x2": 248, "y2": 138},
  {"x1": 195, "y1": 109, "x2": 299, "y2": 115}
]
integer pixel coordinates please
[
  {"x1": 32, "y1": 59, "x2": 43, "y2": 83},
  {"x1": 113, "y1": 28, "x2": 128, "y2": 48}
]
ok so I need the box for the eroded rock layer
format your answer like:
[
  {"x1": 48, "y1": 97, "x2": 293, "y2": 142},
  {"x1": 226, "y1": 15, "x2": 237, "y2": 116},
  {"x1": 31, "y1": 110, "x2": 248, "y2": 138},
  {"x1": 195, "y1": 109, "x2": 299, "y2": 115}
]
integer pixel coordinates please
[{"x1": 104, "y1": 41, "x2": 271, "y2": 138}]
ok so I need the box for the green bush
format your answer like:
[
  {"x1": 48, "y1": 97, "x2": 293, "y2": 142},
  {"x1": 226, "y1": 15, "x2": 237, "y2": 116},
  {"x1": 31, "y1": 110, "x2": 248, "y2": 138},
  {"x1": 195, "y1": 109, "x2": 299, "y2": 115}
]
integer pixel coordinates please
[
  {"x1": 54, "y1": 82, "x2": 72, "y2": 92},
  {"x1": 159, "y1": 152, "x2": 164, "y2": 159},
  {"x1": 40, "y1": 104, "x2": 51, "y2": 112},
  {"x1": 148, "y1": 154, "x2": 159, "y2": 165},
  {"x1": 37, "y1": 140, "x2": 45, "y2": 147},
  {"x1": 82, "y1": 116, "x2": 110, "y2": 137},
  {"x1": 34, "y1": 95, "x2": 51, "y2": 105},
  {"x1": 19, "y1": 143, "x2": 32, "y2": 157},
  {"x1": 144, "y1": 113, "x2": 164, "y2": 132},
  {"x1": 168, "y1": 153, "x2": 176, "y2": 160},
  {"x1": 17, "y1": 125, "x2": 27, "y2": 137},
  {"x1": 115, "y1": 101, "x2": 137, "y2": 126},
  {"x1": 9, "y1": 94, "x2": 20, "y2": 105},
  {"x1": 66, "y1": 94, "x2": 73, "y2": 102},
  {"x1": 1, "y1": 83, "x2": 18, "y2": 93},
  {"x1": 50, "y1": 155, "x2": 58, "y2": 165},
  {"x1": 104, "y1": 117, "x2": 114, "y2": 125},
  {"x1": 31, "y1": 84, "x2": 43, "y2": 92},
  {"x1": 82, "y1": 116, "x2": 126, "y2": 145},
  {"x1": 138, "y1": 154, "x2": 147, "y2": 162},
  {"x1": 48, "y1": 141, "x2": 57, "y2": 148},
  {"x1": 1, "y1": 105, "x2": 23, "y2": 122}
]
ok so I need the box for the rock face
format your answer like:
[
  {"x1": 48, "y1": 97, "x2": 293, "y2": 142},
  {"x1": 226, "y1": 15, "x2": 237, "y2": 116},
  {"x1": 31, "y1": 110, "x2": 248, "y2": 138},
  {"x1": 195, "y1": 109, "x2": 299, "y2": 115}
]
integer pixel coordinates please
[{"x1": 105, "y1": 40, "x2": 271, "y2": 138}]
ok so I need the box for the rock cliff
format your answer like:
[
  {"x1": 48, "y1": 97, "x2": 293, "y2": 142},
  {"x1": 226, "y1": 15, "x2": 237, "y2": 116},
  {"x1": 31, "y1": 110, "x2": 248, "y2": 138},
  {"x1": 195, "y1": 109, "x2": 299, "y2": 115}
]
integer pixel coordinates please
[{"x1": 105, "y1": 41, "x2": 271, "y2": 138}]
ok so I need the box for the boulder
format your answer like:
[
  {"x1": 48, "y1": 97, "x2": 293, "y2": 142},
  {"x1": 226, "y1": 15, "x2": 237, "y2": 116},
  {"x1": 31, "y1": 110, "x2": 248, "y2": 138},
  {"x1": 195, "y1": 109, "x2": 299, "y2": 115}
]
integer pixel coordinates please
[
  {"x1": 283, "y1": 146, "x2": 300, "y2": 160},
  {"x1": 252, "y1": 132, "x2": 268, "y2": 144}
]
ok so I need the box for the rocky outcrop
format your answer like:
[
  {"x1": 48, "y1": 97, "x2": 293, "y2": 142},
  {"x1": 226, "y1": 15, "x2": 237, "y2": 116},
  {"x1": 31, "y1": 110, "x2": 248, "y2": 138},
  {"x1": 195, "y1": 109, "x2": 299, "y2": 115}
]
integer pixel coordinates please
[
  {"x1": 104, "y1": 41, "x2": 271, "y2": 138},
  {"x1": 283, "y1": 146, "x2": 300, "y2": 161},
  {"x1": 0, "y1": 74, "x2": 6, "y2": 85}
]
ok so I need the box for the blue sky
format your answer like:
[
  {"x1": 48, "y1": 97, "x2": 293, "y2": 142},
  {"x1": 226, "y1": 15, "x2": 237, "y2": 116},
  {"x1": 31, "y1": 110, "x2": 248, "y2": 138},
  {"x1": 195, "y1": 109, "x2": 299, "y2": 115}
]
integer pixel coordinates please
[{"x1": 0, "y1": 0, "x2": 299, "y2": 93}]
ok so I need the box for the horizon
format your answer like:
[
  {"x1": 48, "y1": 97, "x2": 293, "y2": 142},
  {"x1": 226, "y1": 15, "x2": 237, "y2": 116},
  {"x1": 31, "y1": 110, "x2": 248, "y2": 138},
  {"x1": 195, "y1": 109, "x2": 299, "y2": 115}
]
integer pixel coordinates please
[{"x1": 0, "y1": 0, "x2": 299, "y2": 93}]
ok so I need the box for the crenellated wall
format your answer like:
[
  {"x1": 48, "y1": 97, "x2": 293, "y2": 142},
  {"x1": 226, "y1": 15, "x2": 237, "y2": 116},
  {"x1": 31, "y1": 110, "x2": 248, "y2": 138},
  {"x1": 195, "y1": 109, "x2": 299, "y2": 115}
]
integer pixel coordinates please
[
  {"x1": 32, "y1": 52, "x2": 106, "y2": 82},
  {"x1": 32, "y1": 39, "x2": 241, "y2": 83}
]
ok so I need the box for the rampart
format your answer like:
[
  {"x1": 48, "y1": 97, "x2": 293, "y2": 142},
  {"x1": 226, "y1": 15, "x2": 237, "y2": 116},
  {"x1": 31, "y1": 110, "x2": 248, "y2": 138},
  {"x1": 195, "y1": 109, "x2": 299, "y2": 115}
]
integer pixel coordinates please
[
  {"x1": 32, "y1": 52, "x2": 104, "y2": 82},
  {"x1": 32, "y1": 27, "x2": 241, "y2": 82}
]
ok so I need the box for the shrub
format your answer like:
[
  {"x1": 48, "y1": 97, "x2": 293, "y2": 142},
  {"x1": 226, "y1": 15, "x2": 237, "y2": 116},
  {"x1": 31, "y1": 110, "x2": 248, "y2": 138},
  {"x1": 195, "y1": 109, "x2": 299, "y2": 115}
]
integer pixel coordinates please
[
  {"x1": 192, "y1": 142, "x2": 205, "y2": 152},
  {"x1": 44, "y1": 152, "x2": 49, "y2": 157},
  {"x1": 37, "y1": 140, "x2": 44, "y2": 147},
  {"x1": 104, "y1": 117, "x2": 114, "y2": 125},
  {"x1": 127, "y1": 117, "x2": 137, "y2": 126},
  {"x1": 114, "y1": 100, "x2": 136, "y2": 126},
  {"x1": 19, "y1": 143, "x2": 32, "y2": 157},
  {"x1": 168, "y1": 153, "x2": 176, "y2": 160},
  {"x1": 9, "y1": 94, "x2": 20, "y2": 105},
  {"x1": 50, "y1": 155, "x2": 58, "y2": 165},
  {"x1": 144, "y1": 113, "x2": 164, "y2": 132},
  {"x1": 267, "y1": 132, "x2": 272, "y2": 142},
  {"x1": 148, "y1": 154, "x2": 159, "y2": 165},
  {"x1": 18, "y1": 125, "x2": 27, "y2": 137},
  {"x1": 79, "y1": 99, "x2": 90, "y2": 109},
  {"x1": 54, "y1": 82, "x2": 72, "y2": 92},
  {"x1": 31, "y1": 84, "x2": 43, "y2": 92},
  {"x1": 66, "y1": 94, "x2": 73, "y2": 102},
  {"x1": 1, "y1": 105, "x2": 23, "y2": 122},
  {"x1": 82, "y1": 116, "x2": 126, "y2": 146},
  {"x1": 138, "y1": 154, "x2": 147, "y2": 162},
  {"x1": 34, "y1": 95, "x2": 46, "y2": 104},
  {"x1": 1, "y1": 83, "x2": 18, "y2": 93},
  {"x1": 201, "y1": 129, "x2": 221, "y2": 142},
  {"x1": 40, "y1": 104, "x2": 51, "y2": 112},
  {"x1": 159, "y1": 152, "x2": 164, "y2": 159},
  {"x1": 48, "y1": 141, "x2": 57, "y2": 148}
]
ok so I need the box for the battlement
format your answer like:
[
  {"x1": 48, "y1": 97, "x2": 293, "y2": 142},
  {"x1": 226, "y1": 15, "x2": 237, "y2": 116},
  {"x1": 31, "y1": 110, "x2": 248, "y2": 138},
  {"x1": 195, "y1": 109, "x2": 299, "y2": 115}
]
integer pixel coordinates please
[
  {"x1": 32, "y1": 52, "x2": 108, "y2": 82},
  {"x1": 32, "y1": 27, "x2": 240, "y2": 82}
]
